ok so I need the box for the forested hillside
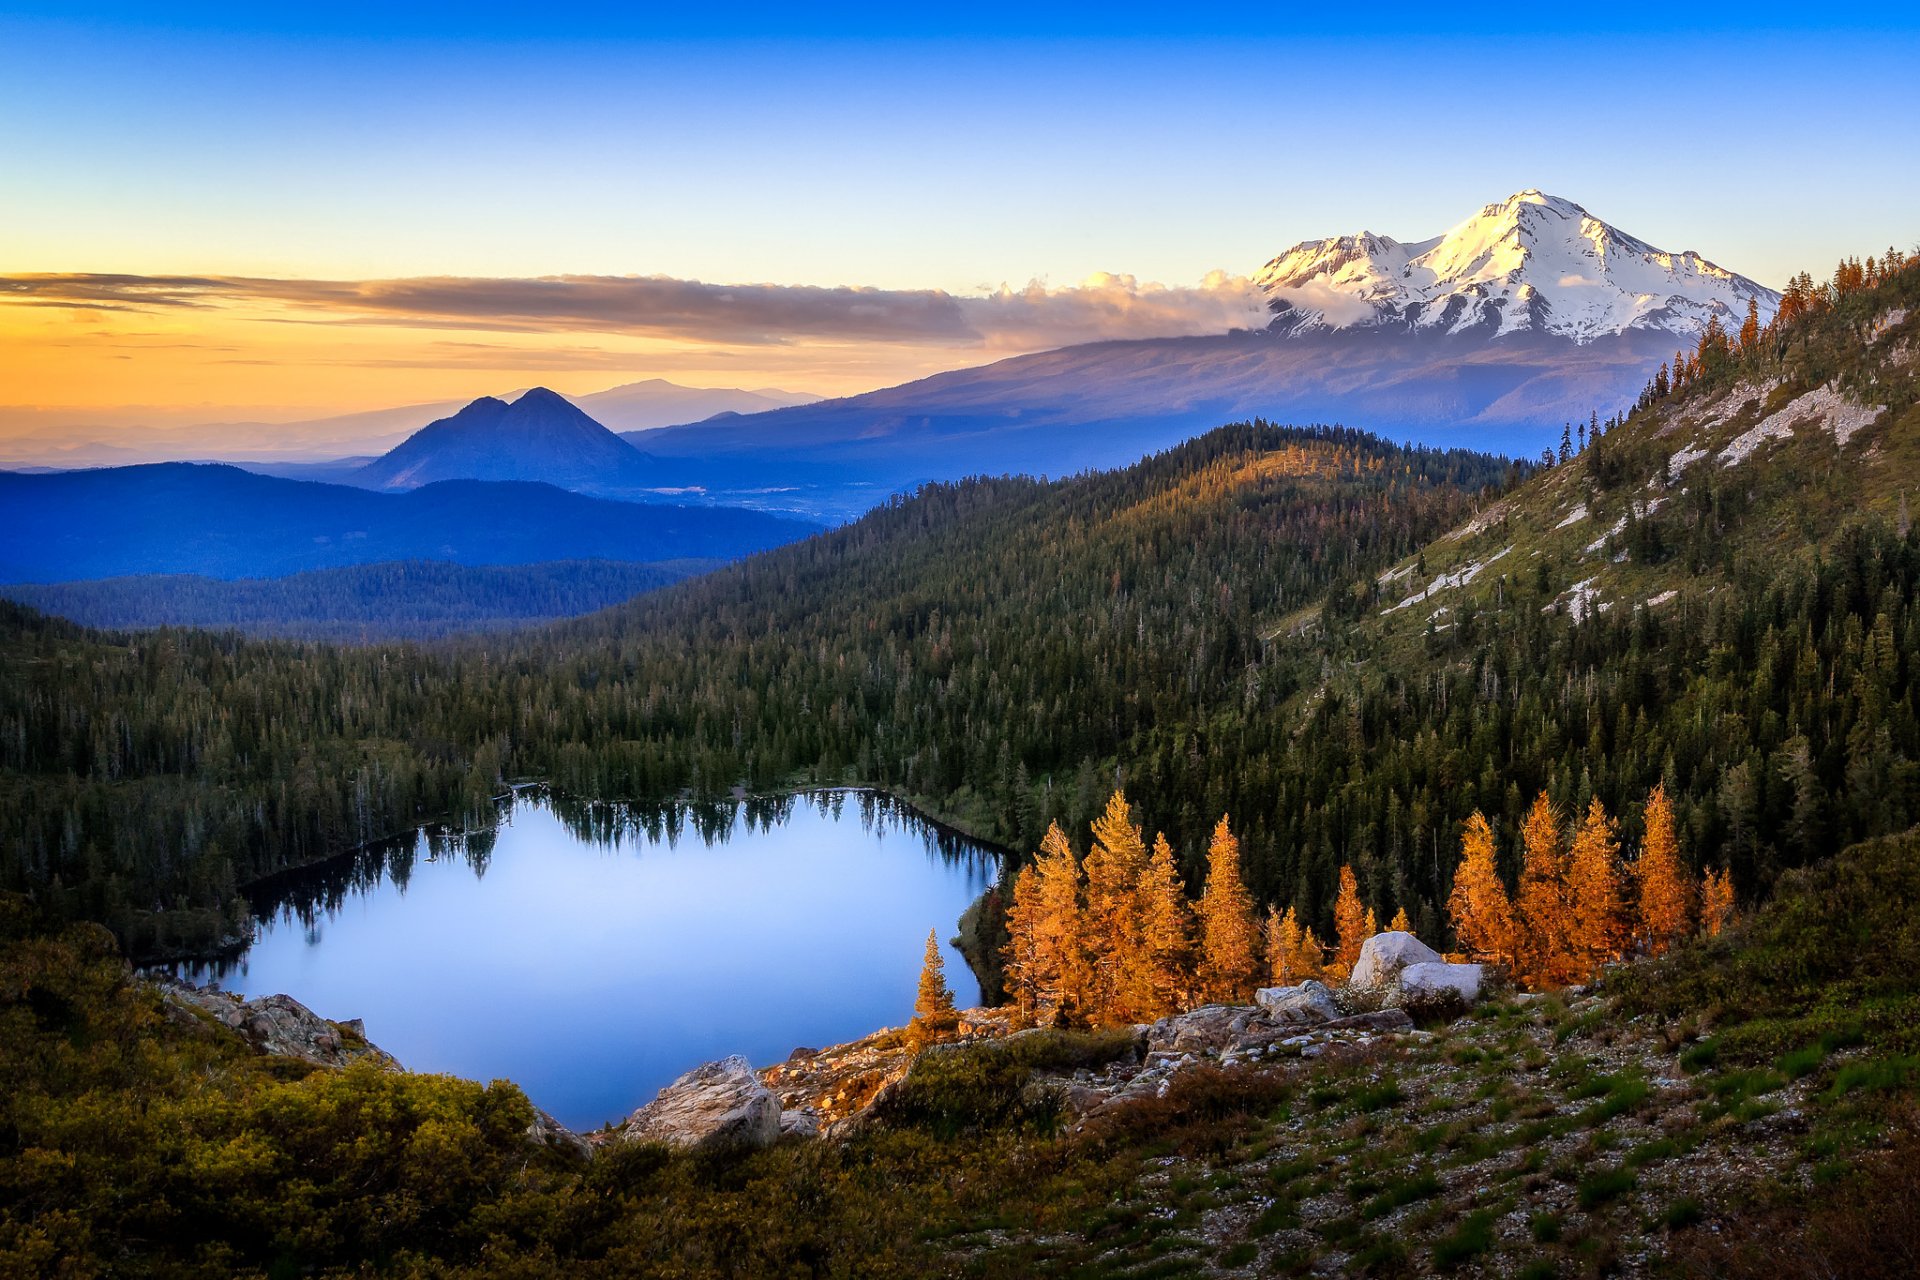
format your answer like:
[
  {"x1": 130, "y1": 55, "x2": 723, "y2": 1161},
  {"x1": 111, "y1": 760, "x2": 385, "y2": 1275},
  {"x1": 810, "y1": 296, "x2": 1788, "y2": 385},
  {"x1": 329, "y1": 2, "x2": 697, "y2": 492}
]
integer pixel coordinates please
[
  {"x1": 0, "y1": 426, "x2": 1507, "y2": 955},
  {"x1": 0, "y1": 254, "x2": 1915, "y2": 968},
  {"x1": 1, "y1": 559, "x2": 707, "y2": 642}
]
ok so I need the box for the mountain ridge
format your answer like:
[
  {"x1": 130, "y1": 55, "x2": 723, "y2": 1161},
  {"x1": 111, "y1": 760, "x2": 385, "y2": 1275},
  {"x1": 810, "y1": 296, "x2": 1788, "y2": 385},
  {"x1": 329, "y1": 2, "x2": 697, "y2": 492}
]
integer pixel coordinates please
[{"x1": 0, "y1": 462, "x2": 820, "y2": 581}]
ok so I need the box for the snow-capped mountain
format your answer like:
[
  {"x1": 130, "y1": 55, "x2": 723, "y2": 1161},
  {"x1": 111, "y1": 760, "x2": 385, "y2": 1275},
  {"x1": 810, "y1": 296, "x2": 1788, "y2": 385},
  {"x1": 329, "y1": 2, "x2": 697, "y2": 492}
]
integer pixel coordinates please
[{"x1": 1255, "y1": 190, "x2": 1778, "y2": 344}]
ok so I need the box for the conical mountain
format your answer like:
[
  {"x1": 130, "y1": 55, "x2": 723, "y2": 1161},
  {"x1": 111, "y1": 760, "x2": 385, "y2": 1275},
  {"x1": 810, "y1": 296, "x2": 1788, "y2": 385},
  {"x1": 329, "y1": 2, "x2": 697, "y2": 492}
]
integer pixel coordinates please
[{"x1": 354, "y1": 387, "x2": 656, "y2": 491}]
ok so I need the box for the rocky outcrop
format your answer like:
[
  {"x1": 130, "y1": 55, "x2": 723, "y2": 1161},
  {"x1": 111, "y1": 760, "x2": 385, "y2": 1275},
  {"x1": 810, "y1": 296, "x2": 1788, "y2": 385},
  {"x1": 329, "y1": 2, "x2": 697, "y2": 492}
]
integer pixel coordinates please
[
  {"x1": 156, "y1": 978, "x2": 397, "y2": 1070},
  {"x1": 1349, "y1": 931, "x2": 1443, "y2": 988},
  {"x1": 1255, "y1": 979, "x2": 1341, "y2": 1023},
  {"x1": 616, "y1": 1055, "x2": 781, "y2": 1156}
]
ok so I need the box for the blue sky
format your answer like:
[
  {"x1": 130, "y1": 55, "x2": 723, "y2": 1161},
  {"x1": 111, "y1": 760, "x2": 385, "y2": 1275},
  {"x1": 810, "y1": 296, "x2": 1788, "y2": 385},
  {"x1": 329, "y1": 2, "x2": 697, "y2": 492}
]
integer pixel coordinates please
[{"x1": 1, "y1": 4, "x2": 1915, "y2": 424}]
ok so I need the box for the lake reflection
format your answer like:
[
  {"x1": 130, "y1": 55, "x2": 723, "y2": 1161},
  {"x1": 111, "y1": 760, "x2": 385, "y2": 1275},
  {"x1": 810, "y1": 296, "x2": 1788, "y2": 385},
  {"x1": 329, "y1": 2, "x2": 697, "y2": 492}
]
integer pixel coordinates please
[{"x1": 174, "y1": 789, "x2": 998, "y2": 1130}]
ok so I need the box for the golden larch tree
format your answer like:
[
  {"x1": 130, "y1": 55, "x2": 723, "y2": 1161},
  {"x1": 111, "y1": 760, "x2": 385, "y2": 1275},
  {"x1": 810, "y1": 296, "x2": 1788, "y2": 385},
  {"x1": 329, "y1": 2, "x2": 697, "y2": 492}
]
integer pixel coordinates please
[
  {"x1": 910, "y1": 927, "x2": 958, "y2": 1046},
  {"x1": 1634, "y1": 784, "x2": 1693, "y2": 956},
  {"x1": 1447, "y1": 811, "x2": 1515, "y2": 967},
  {"x1": 1331, "y1": 865, "x2": 1369, "y2": 979},
  {"x1": 1084, "y1": 791, "x2": 1153, "y2": 1023},
  {"x1": 1266, "y1": 904, "x2": 1322, "y2": 986},
  {"x1": 1196, "y1": 815, "x2": 1262, "y2": 1003},
  {"x1": 1001, "y1": 863, "x2": 1043, "y2": 1026},
  {"x1": 1029, "y1": 821, "x2": 1092, "y2": 1024},
  {"x1": 1387, "y1": 906, "x2": 1413, "y2": 936},
  {"x1": 1516, "y1": 792, "x2": 1579, "y2": 988},
  {"x1": 1701, "y1": 866, "x2": 1737, "y2": 937},
  {"x1": 1139, "y1": 833, "x2": 1194, "y2": 1017},
  {"x1": 1566, "y1": 797, "x2": 1627, "y2": 978}
]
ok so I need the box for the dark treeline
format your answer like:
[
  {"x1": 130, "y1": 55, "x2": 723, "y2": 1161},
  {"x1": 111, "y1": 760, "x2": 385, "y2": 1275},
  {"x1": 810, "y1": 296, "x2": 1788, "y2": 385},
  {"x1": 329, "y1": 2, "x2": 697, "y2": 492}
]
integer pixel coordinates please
[
  {"x1": 1, "y1": 558, "x2": 707, "y2": 643},
  {"x1": 0, "y1": 424, "x2": 1508, "y2": 956}
]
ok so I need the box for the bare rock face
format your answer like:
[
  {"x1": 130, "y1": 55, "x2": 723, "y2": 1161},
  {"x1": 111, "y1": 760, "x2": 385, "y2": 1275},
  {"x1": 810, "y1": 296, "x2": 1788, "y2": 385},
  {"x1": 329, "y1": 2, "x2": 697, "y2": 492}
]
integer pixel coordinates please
[
  {"x1": 157, "y1": 979, "x2": 397, "y2": 1070},
  {"x1": 1349, "y1": 932, "x2": 1443, "y2": 989},
  {"x1": 1399, "y1": 961, "x2": 1485, "y2": 1008},
  {"x1": 1255, "y1": 979, "x2": 1341, "y2": 1024},
  {"x1": 1145, "y1": 1005, "x2": 1254, "y2": 1055},
  {"x1": 617, "y1": 1055, "x2": 781, "y2": 1156}
]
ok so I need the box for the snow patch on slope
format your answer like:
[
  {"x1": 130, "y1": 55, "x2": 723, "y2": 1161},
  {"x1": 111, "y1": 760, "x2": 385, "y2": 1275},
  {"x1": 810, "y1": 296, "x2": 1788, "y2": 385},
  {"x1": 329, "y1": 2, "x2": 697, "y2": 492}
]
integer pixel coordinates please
[
  {"x1": 1383, "y1": 545, "x2": 1512, "y2": 615},
  {"x1": 1719, "y1": 383, "x2": 1885, "y2": 465}
]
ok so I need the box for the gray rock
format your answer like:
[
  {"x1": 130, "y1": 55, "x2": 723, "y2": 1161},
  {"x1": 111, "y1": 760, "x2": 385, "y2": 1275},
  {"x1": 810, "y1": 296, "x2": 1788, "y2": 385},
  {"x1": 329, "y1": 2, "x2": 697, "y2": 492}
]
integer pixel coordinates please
[
  {"x1": 1399, "y1": 961, "x2": 1485, "y2": 1006},
  {"x1": 1349, "y1": 932, "x2": 1443, "y2": 988},
  {"x1": 1146, "y1": 1004, "x2": 1252, "y2": 1054},
  {"x1": 528, "y1": 1107, "x2": 593, "y2": 1160},
  {"x1": 1322, "y1": 1008, "x2": 1416, "y2": 1034},
  {"x1": 1255, "y1": 979, "x2": 1341, "y2": 1023},
  {"x1": 155, "y1": 979, "x2": 396, "y2": 1070},
  {"x1": 617, "y1": 1055, "x2": 781, "y2": 1156},
  {"x1": 778, "y1": 1108, "x2": 822, "y2": 1139}
]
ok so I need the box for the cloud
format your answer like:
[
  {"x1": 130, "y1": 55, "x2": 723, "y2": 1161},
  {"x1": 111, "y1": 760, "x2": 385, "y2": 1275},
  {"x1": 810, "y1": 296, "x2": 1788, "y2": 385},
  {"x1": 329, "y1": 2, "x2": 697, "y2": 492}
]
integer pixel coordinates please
[{"x1": 2, "y1": 269, "x2": 1271, "y2": 351}]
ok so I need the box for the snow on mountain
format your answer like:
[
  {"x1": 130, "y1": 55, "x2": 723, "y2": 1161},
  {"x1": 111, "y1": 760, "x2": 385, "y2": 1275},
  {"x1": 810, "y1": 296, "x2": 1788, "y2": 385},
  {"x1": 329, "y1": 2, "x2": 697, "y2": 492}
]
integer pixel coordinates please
[{"x1": 1254, "y1": 191, "x2": 1779, "y2": 344}]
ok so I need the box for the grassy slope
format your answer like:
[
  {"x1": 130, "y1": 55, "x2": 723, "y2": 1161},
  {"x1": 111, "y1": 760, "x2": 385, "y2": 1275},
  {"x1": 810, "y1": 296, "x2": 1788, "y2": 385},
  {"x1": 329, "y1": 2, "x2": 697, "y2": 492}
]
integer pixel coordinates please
[{"x1": 1334, "y1": 278, "x2": 1920, "y2": 672}]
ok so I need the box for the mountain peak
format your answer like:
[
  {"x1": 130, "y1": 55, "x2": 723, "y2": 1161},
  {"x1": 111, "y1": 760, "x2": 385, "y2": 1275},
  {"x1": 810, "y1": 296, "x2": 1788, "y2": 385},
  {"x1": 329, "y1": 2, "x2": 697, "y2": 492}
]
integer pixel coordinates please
[
  {"x1": 353, "y1": 389, "x2": 654, "y2": 492},
  {"x1": 1256, "y1": 192, "x2": 1778, "y2": 343}
]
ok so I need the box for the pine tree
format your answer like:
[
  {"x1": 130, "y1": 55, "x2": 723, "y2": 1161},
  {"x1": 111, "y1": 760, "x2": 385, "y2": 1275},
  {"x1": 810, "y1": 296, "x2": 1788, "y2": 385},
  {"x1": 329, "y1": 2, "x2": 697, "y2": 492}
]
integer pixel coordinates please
[
  {"x1": 1446, "y1": 811, "x2": 1515, "y2": 967},
  {"x1": 1633, "y1": 784, "x2": 1693, "y2": 956},
  {"x1": 1566, "y1": 797, "x2": 1626, "y2": 977},
  {"x1": 1331, "y1": 865, "x2": 1368, "y2": 979},
  {"x1": 1141, "y1": 832, "x2": 1194, "y2": 1017},
  {"x1": 1738, "y1": 297, "x2": 1761, "y2": 353},
  {"x1": 910, "y1": 927, "x2": 958, "y2": 1046},
  {"x1": 1388, "y1": 906, "x2": 1412, "y2": 936},
  {"x1": 1083, "y1": 791, "x2": 1152, "y2": 1022},
  {"x1": 1515, "y1": 792, "x2": 1578, "y2": 988},
  {"x1": 1196, "y1": 815, "x2": 1261, "y2": 1003},
  {"x1": 1701, "y1": 866, "x2": 1737, "y2": 937}
]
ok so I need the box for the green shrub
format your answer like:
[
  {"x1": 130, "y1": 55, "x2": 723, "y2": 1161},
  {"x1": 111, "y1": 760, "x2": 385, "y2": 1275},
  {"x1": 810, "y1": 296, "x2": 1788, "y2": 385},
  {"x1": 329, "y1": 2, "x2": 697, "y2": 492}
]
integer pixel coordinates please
[
  {"x1": 1577, "y1": 1167, "x2": 1636, "y2": 1209},
  {"x1": 1432, "y1": 1209, "x2": 1497, "y2": 1268}
]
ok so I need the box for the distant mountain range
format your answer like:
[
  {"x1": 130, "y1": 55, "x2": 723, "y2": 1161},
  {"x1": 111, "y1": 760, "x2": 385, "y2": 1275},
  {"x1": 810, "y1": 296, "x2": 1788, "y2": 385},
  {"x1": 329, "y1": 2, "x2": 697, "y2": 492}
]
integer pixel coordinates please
[
  {"x1": 0, "y1": 378, "x2": 819, "y2": 470},
  {"x1": 9, "y1": 193, "x2": 1786, "y2": 523},
  {"x1": 0, "y1": 463, "x2": 820, "y2": 582},
  {"x1": 615, "y1": 192, "x2": 1781, "y2": 506}
]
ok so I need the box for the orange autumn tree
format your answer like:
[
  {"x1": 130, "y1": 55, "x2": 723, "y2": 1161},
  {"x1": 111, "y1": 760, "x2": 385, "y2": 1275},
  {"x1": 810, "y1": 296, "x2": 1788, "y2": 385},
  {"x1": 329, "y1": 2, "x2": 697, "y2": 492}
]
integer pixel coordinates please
[
  {"x1": 1388, "y1": 907, "x2": 1413, "y2": 936},
  {"x1": 910, "y1": 927, "x2": 959, "y2": 1047},
  {"x1": 1701, "y1": 866, "x2": 1737, "y2": 937},
  {"x1": 1265, "y1": 905, "x2": 1323, "y2": 985},
  {"x1": 1083, "y1": 791, "x2": 1155, "y2": 1022},
  {"x1": 1140, "y1": 833, "x2": 1194, "y2": 1017},
  {"x1": 1001, "y1": 821, "x2": 1091, "y2": 1026},
  {"x1": 1633, "y1": 784, "x2": 1693, "y2": 955},
  {"x1": 1002, "y1": 863, "x2": 1043, "y2": 1025},
  {"x1": 1515, "y1": 792, "x2": 1580, "y2": 988},
  {"x1": 1447, "y1": 812, "x2": 1515, "y2": 968},
  {"x1": 1196, "y1": 815, "x2": 1262, "y2": 1003},
  {"x1": 1331, "y1": 865, "x2": 1369, "y2": 979},
  {"x1": 1566, "y1": 797, "x2": 1628, "y2": 977}
]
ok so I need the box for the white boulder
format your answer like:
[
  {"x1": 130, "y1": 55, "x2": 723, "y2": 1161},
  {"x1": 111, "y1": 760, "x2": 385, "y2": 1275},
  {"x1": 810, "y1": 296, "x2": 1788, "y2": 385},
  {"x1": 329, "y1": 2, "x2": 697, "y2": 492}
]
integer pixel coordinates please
[
  {"x1": 618, "y1": 1055, "x2": 781, "y2": 1155},
  {"x1": 1399, "y1": 961, "x2": 1485, "y2": 1006},
  {"x1": 1348, "y1": 931, "x2": 1443, "y2": 989}
]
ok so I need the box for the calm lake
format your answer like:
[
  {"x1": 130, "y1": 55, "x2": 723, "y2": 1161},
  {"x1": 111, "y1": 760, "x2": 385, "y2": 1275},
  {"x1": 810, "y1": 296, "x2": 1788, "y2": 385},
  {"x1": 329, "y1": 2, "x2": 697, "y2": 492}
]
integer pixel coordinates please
[{"x1": 174, "y1": 789, "x2": 998, "y2": 1130}]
